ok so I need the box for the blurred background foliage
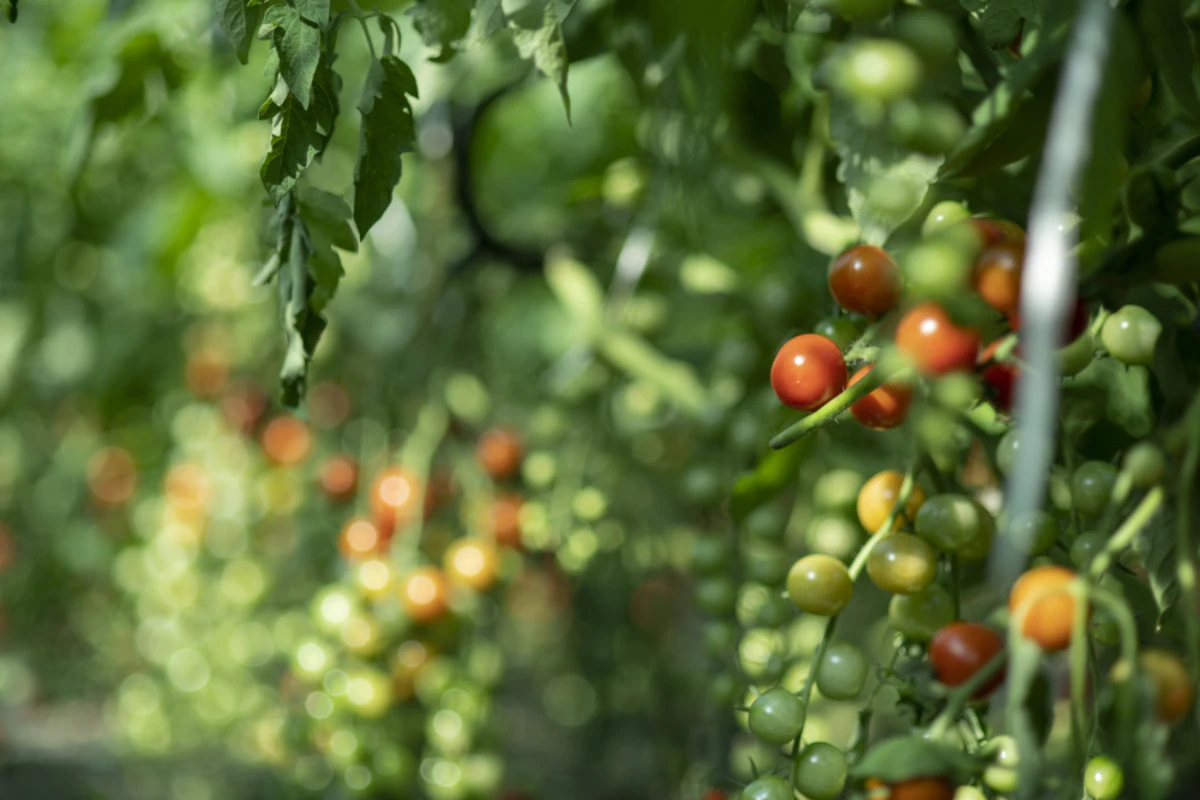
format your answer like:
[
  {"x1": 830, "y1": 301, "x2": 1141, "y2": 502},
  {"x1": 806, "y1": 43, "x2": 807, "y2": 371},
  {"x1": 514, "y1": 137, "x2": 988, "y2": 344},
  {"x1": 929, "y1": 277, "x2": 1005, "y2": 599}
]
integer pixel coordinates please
[{"x1": 0, "y1": 0, "x2": 914, "y2": 798}]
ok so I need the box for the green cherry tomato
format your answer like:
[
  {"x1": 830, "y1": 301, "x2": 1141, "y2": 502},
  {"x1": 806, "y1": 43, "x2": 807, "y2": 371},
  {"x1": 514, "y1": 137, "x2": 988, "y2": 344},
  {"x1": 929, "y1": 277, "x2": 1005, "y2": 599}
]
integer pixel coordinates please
[
  {"x1": 744, "y1": 504, "x2": 789, "y2": 541},
  {"x1": 1122, "y1": 442, "x2": 1165, "y2": 488},
  {"x1": 792, "y1": 742, "x2": 848, "y2": 800},
  {"x1": 756, "y1": 592, "x2": 795, "y2": 628},
  {"x1": 813, "y1": 468, "x2": 867, "y2": 513},
  {"x1": 990, "y1": 735, "x2": 1019, "y2": 768},
  {"x1": 704, "y1": 621, "x2": 738, "y2": 656},
  {"x1": 923, "y1": 201, "x2": 972, "y2": 237},
  {"x1": 804, "y1": 514, "x2": 863, "y2": 562},
  {"x1": 954, "y1": 787, "x2": 988, "y2": 800},
  {"x1": 889, "y1": 584, "x2": 955, "y2": 641},
  {"x1": 1100, "y1": 305, "x2": 1162, "y2": 366},
  {"x1": 1008, "y1": 511, "x2": 1059, "y2": 556},
  {"x1": 787, "y1": 555, "x2": 854, "y2": 616},
  {"x1": 895, "y1": 10, "x2": 959, "y2": 70},
  {"x1": 915, "y1": 494, "x2": 995, "y2": 554},
  {"x1": 984, "y1": 765, "x2": 1019, "y2": 794},
  {"x1": 1059, "y1": 331, "x2": 1096, "y2": 376},
  {"x1": 902, "y1": 234, "x2": 974, "y2": 300},
  {"x1": 747, "y1": 687, "x2": 806, "y2": 745},
  {"x1": 996, "y1": 429, "x2": 1021, "y2": 475},
  {"x1": 743, "y1": 542, "x2": 791, "y2": 587},
  {"x1": 696, "y1": 577, "x2": 738, "y2": 616},
  {"x1": 815, "y1": 641, "x2": 870, "y2": 700},
  {"x1": 1071, "y1": 461, "x2": 1118, "y2": 517},
  {"x1": 836, "y1": 40, "x2": 922, "y2": 102},
  {"x1": 1070, "y1": 532, "x2": 1107, "y2": 569},
  {"x1": 866, "y1": 532, "x2": 937, "y2": 594},
  {"x1": 709, "y1": 672, "x2": 743, "y2": 706},
  {"x1": 694, "y1": 536, "x2": 734, "y2": 573},
  {"x1": 813, "y1": 317, "x2": 865, "y2": 350},
  {"x1": 1084, "y1": 756, "x2": 1124, "y2": 800},
  {"x1": 740, "y1": 775, "x2": 792, "y2": 800}
]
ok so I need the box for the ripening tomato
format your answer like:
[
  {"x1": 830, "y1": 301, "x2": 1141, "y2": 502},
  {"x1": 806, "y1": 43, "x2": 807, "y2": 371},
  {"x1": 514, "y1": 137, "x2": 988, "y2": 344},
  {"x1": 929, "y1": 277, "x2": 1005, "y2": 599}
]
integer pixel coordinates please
[
  {"x1": 1008, "y1": 565, "x2": 1081, "y2": 652},
  {"x1": 320, "y1": 455, "x2": 358, "y2": 503},
  {"x1": 849, "y1": 366, "x2": 914, "y2": 429},
  {"x1": 786, "y1": 554, "x2": 853, "y2": 616},
  {"x1": 444, "y1": 538, "x2": 498, "y2": 591},
  {"x1": 477, "y1": 428, "x2": 524, "y2": 480},
  {"x1": 338, "y1": 516, "x2": 387, "y2": 560},
  {"x1": 979, "y1": 339, "x2": 1019, "y2": 413},
  {"x1": 873, "y1": 777, "x2": 957, "y2": 800},
  {"x1": 970, "y1": 218, "x2": 1026, "y2": 248},
  {"x1": 896, "y1": 303, "x2": 981, "y2": 375},
  {"x1": 829, "y1": 245, "x2": 904, "y2": 316},
  {"x1": 930, "y1": 622, "x2": 1006, "y2": 697},
  {"x1": 973, "y1": 240, "x2": 1023, "y2": 316},
  {"x1": 857, "y1": 470, "x2": 927, "y2": 533},
  {"x1": 399, "y1": 567, "x2": 450, "y2": 624},
  {"x1": 370, "y1": 467, "x2": 422, "y2": 532},
  {"x1": 490, "y1": 494, "x2": 524, "y2": 548},
  {"x1": 260, "y1": 416, "x2": 313, "y2": 466},
  {"x1": 1139, "y1": 649, "x2": 1193, "y2": 724},
  {"x1": 770, "y1": 334, "x2": 849, "y2": 411}
]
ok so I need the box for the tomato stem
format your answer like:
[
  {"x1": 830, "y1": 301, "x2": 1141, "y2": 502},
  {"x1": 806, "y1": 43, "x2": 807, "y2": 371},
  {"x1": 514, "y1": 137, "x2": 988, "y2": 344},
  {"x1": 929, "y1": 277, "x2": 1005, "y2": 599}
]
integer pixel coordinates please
[
  {"x1": 1086, "y1": 486, "x2": 1164, "y2": 579},
  {"x1": 924, "y1": 650, "x2": 1007, "y2": 740},
  {"x1": 770, "y1": 366, "x2": 908, "y2": 450},
  {"x1": 1068, "y1": 580, "x2": 1090, "y2": 772}
]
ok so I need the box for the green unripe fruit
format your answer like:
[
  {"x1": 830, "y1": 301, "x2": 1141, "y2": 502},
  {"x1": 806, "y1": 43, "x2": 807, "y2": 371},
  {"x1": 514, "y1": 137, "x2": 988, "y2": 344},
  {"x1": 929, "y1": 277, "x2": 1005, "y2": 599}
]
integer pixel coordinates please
[
  {"x1": 812, "y1": 468, "x2": 866, "y2": 513},
  {"x1": 747, "y1": 687, "x2": 806, "y2": 745},
  {"x1": 1059, "y1": 331, "x2": 1096, "y2": 376},
  {"x1": 744, "y1": 504, "x2": 789, "y2": 540},
  {"x1": 787, "y1": 555, "x2": 854, "y2": 616},
  {"x1": 1069, "y1": 532, "x2": 1107, "y2": 568},
  {"x1": 792, "y1": 742, "x2": 848, "y2": 800},
  {"x1": 814, "y1": 641, "x2": 870, "y2": 700},
  {"x1": 804, "y1": 514, "x2": 863, "y2": 562},
  {"x1": 888, "y1": 584, "x2": 954, "y2": 641},
  {"x1": 1122, "y1": 442, "x2": 1165, "y2": 487},
  {"x1": 836, "y1": 40, "x2": 922, "y2": 102},
  {"x1": 740, "y1": 775, "x2": 792, "y2": 800},
  {"x1": 1084, "y1": 756, "x2": 1124, "y2": 800},
  {"x1": 1100, "y1": 305, "x2": 1162, "y2": 366},
  {"x1": 1007, "y1": 511, "x2": 1059, "y2": 556},
  {"x1": 1071, "y1": 461, "x2": 1118, "y2": 517},
  {"x1": 923, "y1": 201, "x2": 972, "y2": 236},
  {"x1": 813, "y1": 317, "x2": 865, "y2": 350}
]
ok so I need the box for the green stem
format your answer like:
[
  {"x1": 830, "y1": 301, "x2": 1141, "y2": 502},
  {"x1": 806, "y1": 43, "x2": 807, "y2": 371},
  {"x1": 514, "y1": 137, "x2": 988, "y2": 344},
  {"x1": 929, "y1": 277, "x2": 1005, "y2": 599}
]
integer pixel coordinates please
[
  {"x1": 799, "y1": 97, "x2": 829, "y2": 209},
  {"x1": 956, "y1": 15, "x2": 1002, "y2": 90},
  {"x1": 925, "y1": 650, "x2": 1007, "y2": 740},
  {"x1": 770, "y1": 367, "x2": 910, "y2": 450},
  {"x1": 1068, "y1": 580, "x2": 1090, "y2": 772},
  {"x1": 344, "y1": 0, "x2": 378, "y2": 59},
  {"x1": 1090, "y1": 585, "x2": 1139, "y2": 766},
  {"x1": 1087, "y1": 487, "x2": 1164, "y2": 578}
]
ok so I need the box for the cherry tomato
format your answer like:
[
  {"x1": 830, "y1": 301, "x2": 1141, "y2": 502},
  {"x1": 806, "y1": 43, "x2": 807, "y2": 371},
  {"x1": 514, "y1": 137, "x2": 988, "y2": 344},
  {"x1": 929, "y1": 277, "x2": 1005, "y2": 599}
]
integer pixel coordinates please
[
  {"x1": 889, "y1": 585, "x2": 955, "y2": 642},
  {"x1": 1071, "y1": 461, "x2": 1117, "y2": 517},
  {"x1": 814, "y1": 317, "x2": 865, "y2": 350},
  {"x1": 1069, "y1": 532, "x2": 1106, "y2": 569},
  {"x1": 813, "y1": 468, "x2": 866, "y2": 514},
  {"x1": 805, "y1": 515, "x2": 863, "y2": 561},
  {"x1": 370, "y1": 467, "x2": 422, "y2": 533},
  {"x1": 1084, "y1": 756, "x2": 1124, "y2": 800},
  {"x1": 953, "y1": 787, "x2": 987, "y2": 800},
  {"x1": 979, "y1": 339, "x2": 1019, "y2": 413},
  {"x1": 930, "y1": 622, "x2": 1006, "y2": 697},
  {"x1": 1009, "y1": 511, "x2": 1059, "y2": 556},
  {"x1": 319, "y1": 455, "x2": 358, "y2": 503},
  {"x1": 786, "y1": 554, "x2": 853, "y2": 616},
  {"x1": 973, "y1": 240, "x2": 1023, "y2": 315},
  {"x1": 923, "y1": 201, "x2": 971, "y2": 237},
  {"x1": 1100, "y1": 305, "x2": 1161, "y2": 366},
  {"x1": 915, "y1": 494, "x2": 994, "y2": 555},
  {"x1": 1122, "y1": 442, "x2": 1165, "y2": 488},
  {"x1": 770, "y1": 334, "x2": 849, "y2": 411},
  {"x1": 857, "y1": 470, "x2": 927, "y2": 533},
  {"x1": 792, "y1": 741, "x2": 848, "y2": 800},
  {"x1": 970, "y1": 218, "x2": 1026, "y2": 248},
  {"x1": 743, "y1": 505, "x2": 788, "y2": 541},
  {"x1": 1008, "y1": 565, "x2": 1080, "y2": 652},
  {"x1": 260, "y1": 416, "x2": 312, "y2": 466},
  {"x1": 1139, "y1": 649, "x2": 1193, "y2": 723},
  {"x1": 849, "y1": 366, "x2": 914, "y2": 429},
  {"x1": 490, "y1": 493, "x2": 524, "y2": 548},
  {"x1": 399, "y1": 567, "x2": 450, "y2": 624},
  {"x1": 896, "y1": 302, "x2": 981, "y2": 375},
  {"x1": 443, "y1": 538, "x2": 498, "y2": 591},
  {"x1": 1009, "y1": 296, "x2": 1091, "y2": 342},
  {"x1": 476, "y1": 428, "x2": 523, "y2": 480},
  {"x1": 829, "y1": 245, "x2": 904, "y2": 316},
  {"x1": 867, "y1": 532, "x2": 937, "y2": 594},
  {"x1": 996, "y1": 429, "x2": 1022, "y2": 475},
  {"x1": 740, "y1": 775, "x2": 791, "y2": 800},
  {"x1": 747, "y1": 686, "x2": 805, "y2": 745},
  {"x1": 873, "y1": 776, "x2": 957, "y2": 800},
  {"x1": 743, "y1": 541, "x2": 790, "y2": 586},
  {"x1": 836, "y1": 40, "x2": 922, "y2": 101},
  {"x1": 815, "y1": 641, "x2": 869, "y2": 700},
  {"x1": 339, "y1": 516, "x2": 387, "y2": 560}
]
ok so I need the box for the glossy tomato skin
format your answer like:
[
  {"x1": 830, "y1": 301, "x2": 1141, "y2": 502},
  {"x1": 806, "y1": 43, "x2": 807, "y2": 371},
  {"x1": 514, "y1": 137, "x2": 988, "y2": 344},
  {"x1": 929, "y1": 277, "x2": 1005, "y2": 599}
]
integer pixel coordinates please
[
  {"x1": 973, "y1": 240, "x2": 1023, "y2": 315},
  {"x1": 867, "y1": 532, "x2": 937, "y2": 594},
  {"x1": 849, "y1": 366, "x2": 914, "y2": 429},
  {"x1": 747, "y1": 687, "x2": 806, "y2": 745},
  {"x1": 1008, "y1": 565, "x2": 1080, "y2": 652},
  {"x1": 815, "y1": 641, "x2": 869, "y2": 700},
  {"x1": 970, "y1": 217, "x2": 1026, "y2": 247},
  {"x1": 889, "y1": 585, "x2": 955, "y2": 642},
  {"x1": 770, "y1": 334, "x2": 849, "y2": 411},
  {"x1": 867, "y1": 776, "x2": 957, "y2": 800},
  {"x1": 829, "y1": 245, "x2": 904, "y2": 316},
  {"x1": 896, "y1": 303, "x2": 981, "y2": 375},
  {"x1": 787, "y1": 554, "x2": 853, "y2": 616},
  {"x1": 930, "y1": 622, "x2": 1006, "y2": 697},
  {"x1": 857, "y1": 470, "x2": 927, "y2": 532},
  {"x1": 979, "y1": 339, "x2": 1019, "y2": 413}
]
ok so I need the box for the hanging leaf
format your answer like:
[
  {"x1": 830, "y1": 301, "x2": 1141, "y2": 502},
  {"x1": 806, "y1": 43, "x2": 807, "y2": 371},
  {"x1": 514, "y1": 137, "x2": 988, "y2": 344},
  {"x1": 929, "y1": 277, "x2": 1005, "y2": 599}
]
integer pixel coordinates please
[
  {"x1": 468, "y1": 0, "x2": 506, "y2": 44},
  {"x1": 216, "y1": 0, "x2": 265, "y2": 63},
  {"x1": 292, "y1": 0, "x2": 330, "y2": 28},
  {"x1": 510, "y1": 1, "x2": 571, "y2": 121},
  {"x1": 5, "y1": 0, "x2": 16, "y2": 23},
  {"x1": 295, "y1": 187, "x2": 357, "y2": 312},
  {"x1": 409, "y1": 0, "x2": 473, "y2": 60},
  {"x1": 848, "y1": 736, "x2": 986, "y2": 785},
  {"x1": 959, "y1": 0, "x2": 1042, "y2": 49},
  {"x1": 829, "y1": 98, "x2": 942, "y2": 245},
  {"x1": 271, "y1": 196, "x2": 327, "y2": 409},
  {"x1": 1131, "y1": 508, "x2": 1178, "y2": 627},
  {"x1": 261, "y1": 54, "x2": 339, "y2": 204},
  {"x1": 353, "y1": 55, "x2": 418, "y2": 237},
  {"x1": 261, "y1": 4, "x2": 322, "y2": 109},
  {"x1": 1138, "y1": 0, "x2": 1200, "y2": 120}
]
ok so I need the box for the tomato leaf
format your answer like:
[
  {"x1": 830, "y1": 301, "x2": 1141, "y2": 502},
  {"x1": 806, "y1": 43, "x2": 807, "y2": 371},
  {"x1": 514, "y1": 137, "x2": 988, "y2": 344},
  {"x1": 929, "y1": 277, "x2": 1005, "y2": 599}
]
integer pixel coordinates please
[
  {"x1": 295, "y1": 187, "x2": 356, "y2": 313},
  {"x1": 959, "y1": 0, "x2": 1042, "y2": 49},
  {"x1": 353, "y1": 55, "x2": 418, "y2": 237},
  {"x1": 409, "y1": 0, "x2": 473, "y2": 61},
  {"x1": 260, "y1": 53, "x2": 340, "y2": 204},
  {"x1": 1131, "y1": 509, "x2": 1178, "y2": 628},
  {"x1": 1137, "y1": 0, "x2": 1200, "y2": 120},
  {"x1": 848, "y1": 736, "x2": 986, "y2": 785},
  {"x1": 510, "y1": 1, "x2": 571, "y2": 122},
  {"x1": 729, "y1": 439, "x2": 812, "y2": 522},
  {"x1": 292, "y1": 0, "x2": 330, "y2": 28},
  {"x1": 274, "y1": 197, "x2": 327, "y2": 409},
  {"x1": 829, "y1": 98, "x2": 942, "y2": 245},
  {"x1": 216, "y1": 0, "x2": 265, "y2": 64},
  {"x1": 262, "y1": 4, "x2": 321, "y2": 109},
  {"x1": 1064, "y1": 358, "x2": 1156, "y2": 439}
]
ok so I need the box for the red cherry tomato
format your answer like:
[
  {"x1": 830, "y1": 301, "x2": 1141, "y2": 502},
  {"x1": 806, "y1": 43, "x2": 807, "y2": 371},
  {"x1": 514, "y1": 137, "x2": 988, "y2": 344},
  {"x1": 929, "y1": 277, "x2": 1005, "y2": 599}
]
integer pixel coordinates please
[
  {"x1": 829, "y1": 245, "x2": 904, "y2": 316},
  {"x1": 770, "y1": 334, "x2": 849, "y2": 411},
  {"x1": 979, "y1": 340, "x2": 1019, "y2": 413},
  {"x1": 895, "y1": 303, "x2": 981, "y2": 375},
  {"x1": 930, "y1": 622, "x2": 1007, "y2": 697},
  {"x1": 848, "y1": 365, "x2": 913, "y2": 430},
  {"x1": 970, "y1": 217, "x2": 1026, "y2": 248},
  {"x1": 973, "y1": 240, "x2": 1023, "y2": 316}
]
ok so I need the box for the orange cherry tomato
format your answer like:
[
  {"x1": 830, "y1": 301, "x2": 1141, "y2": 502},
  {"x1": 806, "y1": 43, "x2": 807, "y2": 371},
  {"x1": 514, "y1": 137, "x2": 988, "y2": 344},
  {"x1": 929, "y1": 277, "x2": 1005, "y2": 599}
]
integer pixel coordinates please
[
  {"x1": 974, "y1": 239, "x2": 1024, "y2": 316},
  {"x1": 370, "y1": 467, "x2": 422, "y2": 533},
  {"x1": 338, "y1": 516, "x2": 386, "y2": 560},
  {"x1": 849, "y1": 365, "x2": 913, "y2": 430},
  {"x1": 829, "y1": 245, "x2": 904, "y2": 316},
  {"x1": 477, "y1": 428, "x2": 524, "y2": 480},
  {"x1": 857, "y1": 470, "x2": 927, "y2": 533},
  {"x1": 888, "y1": 776, "x2": 957, "y2": 800},
  {"x1": 896, "y1": 302, "x2": 981, "y2": 375},
  {"x1": 1008, "y1": 565, "x2": 1081, "y2": 652},
  {"x1": 490, "y1": 494, "x2": 525, "y2": 548},
  {"x1": 930, "y1": 622, "x2": 1006, "y2": 697},
  {"x1": 770, "y1": 334, "x2": 849, "y2": 411},
  {"x1": 260, "y1": 416, "x2": 312, "y2": 467},
  {"x1": 970, "y1": 217, "x2": 1026, "y2": 248},
  {"x1": 399, "y1": 567, "x2": 450, "y2": 624}
]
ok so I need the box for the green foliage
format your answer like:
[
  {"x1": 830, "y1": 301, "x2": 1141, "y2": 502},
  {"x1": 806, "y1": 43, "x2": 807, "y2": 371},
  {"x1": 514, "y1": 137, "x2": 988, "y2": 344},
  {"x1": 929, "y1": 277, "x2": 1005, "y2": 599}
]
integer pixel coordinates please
[
  {"x1": 353, "y1": 55, "x2": 418, "y2": 236},
  {"x1": 959, "y1": 0, "x2": 1042, "y2": 48}
]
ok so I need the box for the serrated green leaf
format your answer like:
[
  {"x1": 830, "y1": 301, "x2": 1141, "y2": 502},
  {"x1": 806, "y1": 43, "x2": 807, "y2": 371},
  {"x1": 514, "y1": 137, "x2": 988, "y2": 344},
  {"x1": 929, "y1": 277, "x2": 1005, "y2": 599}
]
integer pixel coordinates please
[
  {"x1": 848, "y1": 736, "x2": 986, "y2": 785},
  {"x1": 293, "y1": 0, "x2": 329, "y2": 27},
  {"x1": 510, "y1": 1, "x2": 571, "y2": 121},
  {"x1": 216, "y1": 0, "x2": 264, "y2": 64},
  {"x1": 409, "y1": 0, "x2": 472, "y2": 60},
  {"x1": 829, "y1": 98, "x2": 941, "y2": 245},
  {"x1": 960, "y1": 0, "x2": 1041, "y2": 49},
  {"x1": 353, "y1": 55, "x2": 418, "y2": 237},
  {"x1": 1064, "y1": 358, "x2": 1156, "y2": 438},
  {"x1": 261, "y1": 55, "x2": 339, "y2": 203},
  {"x1": 729, "y1": 439, "x2": 813, "y2": 522},
  {"x1": 296, "y1": 187, "x2": 356, "y2": 312},
  {"x1": 264, "y1": 4, "x2": 321, "y2": 108},
  {"x1": 276, "y1": 200, "x2": 327, "y2": 409},
  {"x1": 1139, "y1": 0, "x2": 1200, "y2": 120},
  {"x1": 1132, "y1": 509, "x2": 1178, "y2": 627}
]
